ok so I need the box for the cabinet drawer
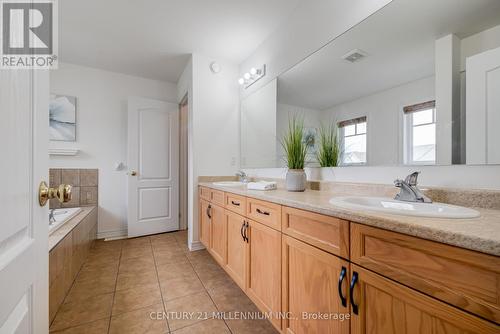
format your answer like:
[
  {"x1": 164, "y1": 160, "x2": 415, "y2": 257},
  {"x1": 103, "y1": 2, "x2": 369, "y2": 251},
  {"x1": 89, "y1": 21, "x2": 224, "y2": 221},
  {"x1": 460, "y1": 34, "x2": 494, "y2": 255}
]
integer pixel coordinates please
[
  {"x1": 282, "y1": 206, "x2": 349, "y2": 259},
  {"x1": 246, "y1": 198, "x2": 281, "y2": 231},
  {"x1": 351, "y1": 223, "x2": 500, "y2": 324},
  {"x1": 224, "y1": 192, "x2": 246, "y2": 215},
  {"x1": 199, "y1": 186, "x2": 211, "y2": 201},
  {"x1": 210, "y1": 189, "x2": 225, "y2": 206}
]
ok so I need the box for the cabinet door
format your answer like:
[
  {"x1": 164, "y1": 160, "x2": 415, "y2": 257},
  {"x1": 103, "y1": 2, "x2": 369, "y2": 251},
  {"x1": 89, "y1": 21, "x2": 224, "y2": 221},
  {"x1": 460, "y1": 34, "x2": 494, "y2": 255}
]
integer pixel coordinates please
[
  {"x1": 225, "y1": 210, "x2": 247, "y2": 290},
  {"x1": 282, "y1": 235, "x2": 350, "y2": 334},
  {"x1": 246, "y1": 219, "x2": 281, "y2": 330},
  {"x1": 210, "y1": 204, "x2": 226, "y2": 265},
  {"x1": 350, "y1": 264, "x2": 499, "y2": 334},
  {"x1": 199, "y1": 199, "x2": 211, "y2": 248}
]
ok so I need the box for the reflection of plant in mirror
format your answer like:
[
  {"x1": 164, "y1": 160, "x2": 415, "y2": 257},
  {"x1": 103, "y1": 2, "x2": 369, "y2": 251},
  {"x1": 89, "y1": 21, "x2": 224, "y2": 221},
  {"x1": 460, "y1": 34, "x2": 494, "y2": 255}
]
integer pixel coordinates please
[
  {"x1": 281, "y1": 115, "x2": 307, "y2": 169},
  {"x1": 316, "y1": 122, "x2": 340, "y2": 167}
]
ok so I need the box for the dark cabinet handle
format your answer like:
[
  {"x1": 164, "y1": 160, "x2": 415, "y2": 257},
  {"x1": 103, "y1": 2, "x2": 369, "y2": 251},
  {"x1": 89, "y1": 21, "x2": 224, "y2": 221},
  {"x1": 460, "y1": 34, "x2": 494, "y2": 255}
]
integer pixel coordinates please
[
  {"x1": 256, "y1": 208, "x2": 270, "y2": 216},
  {"x1": 350, "y1": 271, "x2": 359, "y2": 315},
  {"x1": 338, "y1": 266, "x2": 347, "y2": 307},
  {"x1": 240, "y1": 221, "x2": 246, "y2": 242},
  {"x1": 207, "y1": 204, "x2": 212, "y2": 219},
  {"x1": 243, "y1": 222, "x2": 249, "y2": 243},
  {"x1": 231, "y1": 200, "x2": 241, "y2": 206}
]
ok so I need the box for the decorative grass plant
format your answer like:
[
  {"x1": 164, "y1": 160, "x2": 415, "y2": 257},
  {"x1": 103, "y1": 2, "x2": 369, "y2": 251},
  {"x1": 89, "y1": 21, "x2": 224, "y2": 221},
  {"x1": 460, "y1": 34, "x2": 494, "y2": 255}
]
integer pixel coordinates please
[
  {"x1": 281, "y1": 116, "x2": 307, "y2": 170},
  {"x1": 316, "y1": 122, "x2": 340, "y2": 167}
]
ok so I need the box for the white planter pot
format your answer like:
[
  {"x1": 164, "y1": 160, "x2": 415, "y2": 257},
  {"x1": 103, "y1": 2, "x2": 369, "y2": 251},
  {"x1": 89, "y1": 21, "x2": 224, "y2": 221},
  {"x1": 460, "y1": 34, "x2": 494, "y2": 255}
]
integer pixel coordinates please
[{"x1": 286, "y1": 169, "x2": 307, "y2": 192}]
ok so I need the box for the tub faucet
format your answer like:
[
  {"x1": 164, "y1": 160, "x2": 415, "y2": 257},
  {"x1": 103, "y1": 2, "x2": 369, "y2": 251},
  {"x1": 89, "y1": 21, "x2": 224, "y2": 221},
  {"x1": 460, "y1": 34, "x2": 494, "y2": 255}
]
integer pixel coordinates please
[
  {"x1": 235, "y1": 170, "x2": 248, "y2": 183},
  {"x1": 49, "y1": 209, "x2": 56, "y2": 224},
  {"x1": 394, "y1": 172, "x2": 432, "y2": 203}
]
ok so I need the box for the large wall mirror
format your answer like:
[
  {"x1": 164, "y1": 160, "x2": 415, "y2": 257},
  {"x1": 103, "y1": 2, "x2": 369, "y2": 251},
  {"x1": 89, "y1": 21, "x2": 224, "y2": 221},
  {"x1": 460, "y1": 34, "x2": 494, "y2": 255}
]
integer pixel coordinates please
[{"x1": 240, "y1": 0, "x2": 500, "y2": 168}]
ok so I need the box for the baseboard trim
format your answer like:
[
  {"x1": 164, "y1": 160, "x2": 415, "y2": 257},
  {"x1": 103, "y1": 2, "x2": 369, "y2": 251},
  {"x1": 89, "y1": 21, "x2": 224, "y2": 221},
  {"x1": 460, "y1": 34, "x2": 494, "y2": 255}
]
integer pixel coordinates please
[
  {"x1": 189, "y1": 241, "x2": 205, "y2": 251},
  {"x1": 98, "y1": 229, "x2": 127, "y2": 240}
]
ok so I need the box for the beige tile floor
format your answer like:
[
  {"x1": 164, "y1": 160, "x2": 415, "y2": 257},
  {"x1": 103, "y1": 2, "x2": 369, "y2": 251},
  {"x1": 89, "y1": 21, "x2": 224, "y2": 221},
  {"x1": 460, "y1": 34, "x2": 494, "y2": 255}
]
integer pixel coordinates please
[{"x1": 50, "y1": 230, "x2": 278, "y2": 334}]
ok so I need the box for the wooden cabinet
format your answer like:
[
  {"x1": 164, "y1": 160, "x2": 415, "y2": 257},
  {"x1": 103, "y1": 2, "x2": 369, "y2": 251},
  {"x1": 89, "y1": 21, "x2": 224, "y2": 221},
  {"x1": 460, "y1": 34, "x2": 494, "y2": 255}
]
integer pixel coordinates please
[
  {"x1": 246, "y1": 219, "x2": 282, "y2": 330},
  {"x1": 199, "y1": 199, "x2": 211, "y2": 248},
  {"x1": 199, "y1": 186, "x2": 211, "y2": 201},
  {"x1": 198, "y1": 186, "x2": 500, "y2": 333},
  {"x1": 282, "y1": 235, "x2": 350, "y2": 334},
  {"x1": 225, "y1": 210, "x2": 247, "y2": 289},
  {"x1": 282, "y1": 206, "x2": 349, "y2": 259},
  {"x1": 210, "y1": 189, "x2": 225, "y2": 206},
  {"x1": 351, "y1": 223, "x2": 500, "y2": 324},
  {"x1": 247, "y1": 197, "x2": 282, "y2": 230},
  {"x1": 209, "y1": 204, "x2": 226, "y2": 265},
  {"x1": 350, "y1": 264, "x2": 499, "y2": 334},
  {"x1": 225, "y1": 192, "x2": 247, "y2": 216}
]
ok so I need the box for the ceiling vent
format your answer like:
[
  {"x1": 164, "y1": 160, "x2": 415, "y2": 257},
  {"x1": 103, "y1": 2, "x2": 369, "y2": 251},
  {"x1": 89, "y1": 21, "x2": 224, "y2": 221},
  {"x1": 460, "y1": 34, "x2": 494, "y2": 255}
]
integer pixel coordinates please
[{"x1": 342, "y1": 49, "x2": 368, "y2": 63}]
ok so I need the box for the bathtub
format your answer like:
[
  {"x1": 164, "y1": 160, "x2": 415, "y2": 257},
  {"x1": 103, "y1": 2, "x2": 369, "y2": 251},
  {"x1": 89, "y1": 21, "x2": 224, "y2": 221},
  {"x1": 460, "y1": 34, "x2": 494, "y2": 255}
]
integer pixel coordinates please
[{"x1": 49, "y1": 207, "x2": 82, "y2": 233}]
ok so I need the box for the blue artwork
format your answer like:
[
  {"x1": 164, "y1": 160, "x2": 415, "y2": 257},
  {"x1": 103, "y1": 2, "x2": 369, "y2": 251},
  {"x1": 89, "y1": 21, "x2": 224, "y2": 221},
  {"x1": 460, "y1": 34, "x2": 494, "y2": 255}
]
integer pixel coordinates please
[{"x1": 49, "y1": 94, "x2": 76, "y2": 141}]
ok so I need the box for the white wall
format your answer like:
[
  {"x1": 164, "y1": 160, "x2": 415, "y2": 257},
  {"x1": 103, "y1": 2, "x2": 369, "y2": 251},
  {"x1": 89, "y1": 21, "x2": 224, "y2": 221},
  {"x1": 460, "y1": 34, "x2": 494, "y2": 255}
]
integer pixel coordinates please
[
  {"x1": 177, "y1": 54, "x2": 240, "y2": 250},
  {"x1": 49, "y1": 63, "x2": 177, "y2": 238},
  {"x1": 239, "y1": 0, "x2": 393, "y2": 98},
  {"x1": 241, "y1": 79, "x2": 277, "y2": 168},
  {"x1": 435, "y1": 34, "x2": 460, "y2": 165},
  {"x1": 460, "y1": 24, "x2": 500, "y2": 71},
  {"x1": 322, "y1": 76, "x2": 435, "y2": 166}
]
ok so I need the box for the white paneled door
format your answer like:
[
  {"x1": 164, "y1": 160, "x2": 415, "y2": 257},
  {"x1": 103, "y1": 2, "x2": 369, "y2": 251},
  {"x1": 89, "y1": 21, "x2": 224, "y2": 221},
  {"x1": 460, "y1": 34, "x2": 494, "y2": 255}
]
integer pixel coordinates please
[
  {"x1": 0, "y1": 71, "x2": 49, "y2": 330},
  {"x1": 466, "y1": 46, "x2": 500, "y2": 165},
  {"x1": 127, "y1": 97, "x2": 179, "y2": 237}
]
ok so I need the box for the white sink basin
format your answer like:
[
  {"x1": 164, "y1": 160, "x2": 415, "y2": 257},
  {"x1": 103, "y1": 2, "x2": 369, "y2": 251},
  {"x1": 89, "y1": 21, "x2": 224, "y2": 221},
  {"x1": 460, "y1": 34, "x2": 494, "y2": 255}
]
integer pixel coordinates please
[
  {"x1": 329, "y1": 196, "x2": 480, "y2": 219},
  {"x1": 212, "y1": 181, "x2": 245, "y2": 187}
]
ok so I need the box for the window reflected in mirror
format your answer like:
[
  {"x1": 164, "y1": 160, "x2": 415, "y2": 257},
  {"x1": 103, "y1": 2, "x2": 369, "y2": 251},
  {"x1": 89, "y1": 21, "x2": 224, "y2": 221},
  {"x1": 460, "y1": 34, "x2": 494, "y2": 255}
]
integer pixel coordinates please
[
  {"x1": 403, "y1": 101, "x2": 436, "y2": 165},
  {"x1": 338, "y1": 117, "x2": 367, "y2": 166}
]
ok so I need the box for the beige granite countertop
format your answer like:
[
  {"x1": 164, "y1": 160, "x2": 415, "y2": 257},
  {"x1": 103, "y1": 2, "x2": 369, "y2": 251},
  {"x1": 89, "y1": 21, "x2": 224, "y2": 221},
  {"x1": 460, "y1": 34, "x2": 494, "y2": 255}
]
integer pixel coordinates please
[
  {"x1": 48, "y1": 206, "x2": 96, "y2": 251},
  {"x1": 199, "y1": 182, "x2": 500, "y2": 257}
]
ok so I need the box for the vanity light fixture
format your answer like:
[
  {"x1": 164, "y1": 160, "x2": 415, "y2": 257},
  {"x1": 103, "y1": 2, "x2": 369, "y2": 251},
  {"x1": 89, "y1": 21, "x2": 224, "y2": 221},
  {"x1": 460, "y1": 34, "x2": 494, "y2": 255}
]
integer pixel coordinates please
[{"x1": 238, "y1": 64, "x2": 266, "y2": 88}]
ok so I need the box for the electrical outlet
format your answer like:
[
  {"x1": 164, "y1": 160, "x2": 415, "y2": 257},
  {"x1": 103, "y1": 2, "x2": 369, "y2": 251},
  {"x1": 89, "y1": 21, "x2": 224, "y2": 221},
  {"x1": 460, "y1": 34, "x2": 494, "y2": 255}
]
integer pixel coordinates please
[{"x1": 230, "y1": 156, "x2": 236, "y2": 166}]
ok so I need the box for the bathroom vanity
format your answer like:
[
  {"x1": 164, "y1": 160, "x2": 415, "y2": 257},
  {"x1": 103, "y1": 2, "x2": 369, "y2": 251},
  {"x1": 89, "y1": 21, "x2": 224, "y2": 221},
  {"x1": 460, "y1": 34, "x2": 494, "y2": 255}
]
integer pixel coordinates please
[
  {"x1": 48, "y1": 206, "x2": 98, "y2": 323},
  {"x1": 198, "y1": 184, "x2": 499, "y2": 333}
]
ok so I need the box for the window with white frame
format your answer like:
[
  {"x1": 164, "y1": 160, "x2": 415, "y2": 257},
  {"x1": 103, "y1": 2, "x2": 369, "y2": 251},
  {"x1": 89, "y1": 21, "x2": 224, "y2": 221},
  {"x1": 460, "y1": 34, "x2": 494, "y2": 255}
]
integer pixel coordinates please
[
  {"x1": 403, "y1": 100, "x2": 436, "y2": 165},
  {"x1": 338, "y1": 116, "x2": 367, "y2": 165}
]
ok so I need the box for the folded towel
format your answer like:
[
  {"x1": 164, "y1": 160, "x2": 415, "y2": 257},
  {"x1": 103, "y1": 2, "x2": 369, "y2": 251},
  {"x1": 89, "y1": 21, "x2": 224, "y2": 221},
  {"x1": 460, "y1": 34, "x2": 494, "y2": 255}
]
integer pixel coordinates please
[{"x1": 247, "y1": 181, "x2": 277, "y2": 191}]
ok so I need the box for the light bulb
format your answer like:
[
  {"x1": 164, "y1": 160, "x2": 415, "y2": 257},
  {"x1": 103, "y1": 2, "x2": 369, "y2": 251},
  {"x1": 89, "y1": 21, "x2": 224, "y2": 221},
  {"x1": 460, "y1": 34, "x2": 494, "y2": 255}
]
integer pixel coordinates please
[
  {"x1": 238, "y1": 78, "x2": 245, "y2": 85},
  {"x1": 250, "y1": 67, "x2": 257, "y2": 75},
  {"x1": 244, "y1": 73, "x2": 251, "y2": 80}
]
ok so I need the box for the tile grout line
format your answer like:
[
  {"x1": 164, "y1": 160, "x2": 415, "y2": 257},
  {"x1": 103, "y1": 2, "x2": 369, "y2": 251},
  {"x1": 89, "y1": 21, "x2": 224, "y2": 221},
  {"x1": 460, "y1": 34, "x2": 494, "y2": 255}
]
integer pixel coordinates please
[
  {"x1": 185, "y1": 248, "x2": 234, "y2": 334},
  {"x1": 106, "y1": 240, "x2": 124, "y2": 334},
  {"x1": 152, "y1": 236, "x2": 173, "y2": 333}
]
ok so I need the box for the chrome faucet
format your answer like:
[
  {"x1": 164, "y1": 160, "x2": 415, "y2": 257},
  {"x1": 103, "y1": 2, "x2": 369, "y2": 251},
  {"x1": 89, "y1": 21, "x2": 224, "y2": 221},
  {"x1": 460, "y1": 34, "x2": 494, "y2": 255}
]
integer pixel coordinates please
[
  {"x1": 394, "y1": 172, "x2": 432, "y2": 203},
  {"x1": 49, "y1": 209, "x2": 56, "y2": 224},
  {"x1": 235, "y1": 170, "x2": 249, "y2": 183}
]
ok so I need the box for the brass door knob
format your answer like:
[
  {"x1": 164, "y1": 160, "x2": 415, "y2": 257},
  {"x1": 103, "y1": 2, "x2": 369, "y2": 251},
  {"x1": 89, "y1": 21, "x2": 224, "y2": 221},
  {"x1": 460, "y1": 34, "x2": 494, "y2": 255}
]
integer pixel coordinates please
[
  {"x1": 130, "y1": 171, "x2": 137, "y2": 176},
  {"x1": 39, "y1": 181, "x2": 72, "y2": 207}
]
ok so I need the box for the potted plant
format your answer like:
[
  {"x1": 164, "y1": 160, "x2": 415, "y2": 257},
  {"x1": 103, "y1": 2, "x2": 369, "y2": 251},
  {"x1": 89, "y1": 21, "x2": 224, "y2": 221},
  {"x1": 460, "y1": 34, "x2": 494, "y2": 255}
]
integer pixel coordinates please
[
  {"x1": 281, "y1": 116, "x2": 308, "y2": 192},
  {"x1": 316, "y1": 122, "x2": 340, "y2": 167}
]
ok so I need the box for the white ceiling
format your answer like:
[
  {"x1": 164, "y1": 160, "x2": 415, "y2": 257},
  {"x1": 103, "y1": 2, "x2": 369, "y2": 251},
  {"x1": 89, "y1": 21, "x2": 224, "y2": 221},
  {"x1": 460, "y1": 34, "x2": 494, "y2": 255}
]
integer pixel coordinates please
[
  {"x1": 278, "y1": 0, "x2": 500, "y2": 111},
  {"x1": 59, "y1": 0, "x2": 301, "y2": 83}
]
